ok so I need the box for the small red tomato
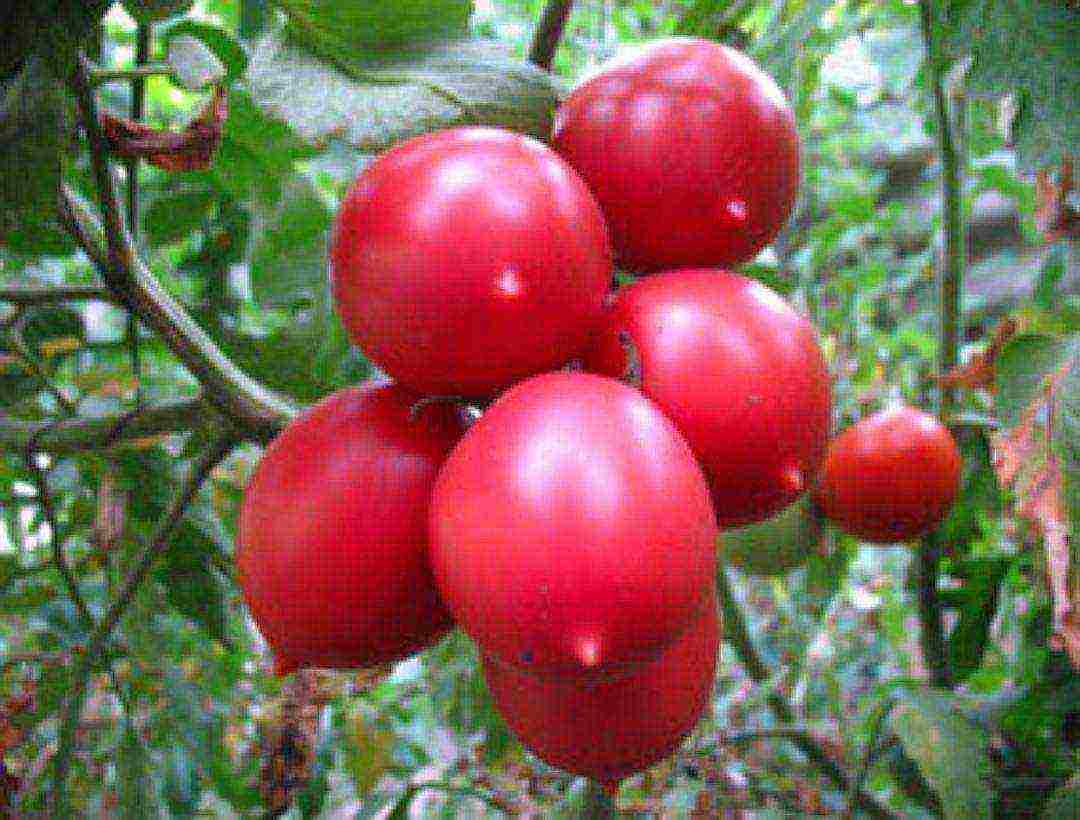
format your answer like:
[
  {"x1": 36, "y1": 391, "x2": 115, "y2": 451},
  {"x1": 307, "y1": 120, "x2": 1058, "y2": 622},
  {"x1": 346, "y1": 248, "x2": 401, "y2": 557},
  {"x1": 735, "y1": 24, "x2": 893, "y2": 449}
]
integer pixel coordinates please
[
  {"x1": 813, "y1": 406, "x2": 963, "y2": 543},
  {"x1": 237, "y1": 383, "x2": 463, "y2": 674},
  {"x1": 552, "y1": 38, "x2": 800, "y2": 272},
  {"x1": 330, "y1": 127, "x2": 613, "y2": 397},
  {"x1": 483, "y1": 603, "x2": 719, "y2": 790},
  {"x1": 585, "y1": 269, "x2": 831, "y2": 528},
  {"x1": 430, "y1": 372, "x2": 718, "y2": 680}
]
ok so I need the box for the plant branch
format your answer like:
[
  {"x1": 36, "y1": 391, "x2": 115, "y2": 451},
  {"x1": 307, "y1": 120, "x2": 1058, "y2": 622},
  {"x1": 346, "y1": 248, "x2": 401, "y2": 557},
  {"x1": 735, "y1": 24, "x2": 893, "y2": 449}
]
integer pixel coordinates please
[
  {"x1": 89, "y1": 62, "x2": 172, "y2": 85},
  {"x1": 49, "y1": 431, "x2": 239, "y2": 812},
  {"x1": 716, "y1": 569, "x2": 895, "y2": 819},
  {"x1": 23, "y1": 438, "x2": 95, "y2": 630},
  {"x1": 62, "y1": 63, "x2": 296, "y2": 440},
  {"x1": 918, "y1": 0, "x2": 965, "y2": 419},
  {"x1": 529, "y1": 0, "x2": 576, "y2": 71},
  {"x1": 0, "y1": 286, "x2": 116, "y2": 306},
  {"x1": 0, "y1": 398, "x2": 207, "y2": 454},
  {"x1": 917, "y1": 0, "x2": 965, "y2": 690},
  {"x1": 126, "y1": 22, "x2": 151, "y2": 407}
]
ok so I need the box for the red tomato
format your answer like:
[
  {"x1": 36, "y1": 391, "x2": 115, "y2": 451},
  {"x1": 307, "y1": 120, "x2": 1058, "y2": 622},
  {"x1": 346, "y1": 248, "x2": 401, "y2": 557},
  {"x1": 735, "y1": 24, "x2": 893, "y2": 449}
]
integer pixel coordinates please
[
  {"x1": 430, "y1": 372, "x2": 718, "y2": 679},
  {"x1": 483, "y1": 603, "x2": 719, "y2": 789},
  {"x1": 237, "y1": 383, "x2": 463, "y2": 674},
  {"x1": 552, "y1": 38, "x2": 800, "y2": 272},
  {"x1": 813, "y1": 405, "x2": 963, "y2": 543},
  {"x1": 584, "y1": 269, "x2": 831, "y2": 528},
  {"x1": 330, "y1": 127, "x2": 613, "y2": 397}
]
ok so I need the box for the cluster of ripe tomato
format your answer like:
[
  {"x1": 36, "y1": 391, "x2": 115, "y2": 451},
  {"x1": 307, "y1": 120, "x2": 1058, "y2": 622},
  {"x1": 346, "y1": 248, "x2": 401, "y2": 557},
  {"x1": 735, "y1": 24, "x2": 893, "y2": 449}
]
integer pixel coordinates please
[{"x1": 237, "y1": 38, "x2": 962, "y2": 788}]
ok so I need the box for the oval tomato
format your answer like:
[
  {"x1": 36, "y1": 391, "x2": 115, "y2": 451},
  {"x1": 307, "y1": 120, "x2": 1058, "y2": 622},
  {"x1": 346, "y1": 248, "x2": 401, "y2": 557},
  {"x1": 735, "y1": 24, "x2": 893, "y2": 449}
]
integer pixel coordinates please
[
  {"x1": 552, "y1": 38, "x2": 800, "y2": 272},
  {"x1": 430, "y1": 372, "x2": 718, "y2": 679},
  {"x1": 237, "y1": 383, "x2": 463, "y2": 674},
  {"x1": 330, "y1": 127, "x2": 612, "y2": 397},
  {"x1": 585, "y1": 269, "x2": 831, "y2": 527},
  {"x1": 483, "y1": 603, "x2": 719, "y2": 789},
  {"x1": 813, "y1": 405, "x2": 963, "y2": 543}
]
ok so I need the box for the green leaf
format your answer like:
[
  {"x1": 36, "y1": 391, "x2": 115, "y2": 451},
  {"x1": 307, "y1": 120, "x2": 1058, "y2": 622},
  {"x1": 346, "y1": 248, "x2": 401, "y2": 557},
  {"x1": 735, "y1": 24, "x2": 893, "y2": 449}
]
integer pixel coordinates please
[
  {"x1": 159, "y1": 523, "x2": 231, "y2": 644},
  {"x1": 0, "y1": 58, "x2": 72, "y2": 252},
  {"x1": 1042, "y1": 777, "x2": 1079, "y2": 819},
  {"x1": 119, "y1": 717, "x2": 158, "y2": 818},
  {"x1": 212, "y1": 89, "x2": 318, "y2": 202},
  {"x1": 161, "y1": 20, "x2": 249, "y2": 86},
  {"x1": 935, "y1": 423, "x2": 1002, "y2": 552},
  {"x1": 890, "y1": 686, "x2": 994, "y2": 820},
  {"x1": 945, "y1": 557, "x2": 1010, "y2": 680},
  {"x1": 144, "y1": 185, "x2": 215, "y2": 245},
  {"x1": 244, "y1": 35, "x2": 561, "y2": 154},
  {"x1": 953, "y1": 0, "x2": 1079, "y2": 168},
  {"x1": 275, "y1": 0, "x2": 472, "y2": 55},
  {"x1": 219, "y1": 302, "x2": 369, "y2": 403},
  {"x1": 994, "y1": 334, "x2": 1074, "y2": 428},
  {"x1": 721, "y1": 495, "x2": 822, "y2": 576},
  {"x1": 248, "y1": 174, "x2": 332, "y2": 308}
]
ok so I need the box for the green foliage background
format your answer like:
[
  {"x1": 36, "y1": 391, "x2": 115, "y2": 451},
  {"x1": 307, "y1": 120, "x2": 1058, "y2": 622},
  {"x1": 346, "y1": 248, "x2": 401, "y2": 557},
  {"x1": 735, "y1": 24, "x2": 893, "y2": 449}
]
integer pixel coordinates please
[{"x1": 0, "y1": 0, "x2": 1076, "y2": 816}]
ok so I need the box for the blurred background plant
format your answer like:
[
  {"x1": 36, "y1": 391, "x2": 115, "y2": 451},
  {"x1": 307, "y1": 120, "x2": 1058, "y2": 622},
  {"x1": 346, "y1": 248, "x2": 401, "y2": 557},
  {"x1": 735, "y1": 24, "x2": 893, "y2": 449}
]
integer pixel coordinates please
[{"x1": 0, "y1": 0, "x2": 1076, "y2": 816}]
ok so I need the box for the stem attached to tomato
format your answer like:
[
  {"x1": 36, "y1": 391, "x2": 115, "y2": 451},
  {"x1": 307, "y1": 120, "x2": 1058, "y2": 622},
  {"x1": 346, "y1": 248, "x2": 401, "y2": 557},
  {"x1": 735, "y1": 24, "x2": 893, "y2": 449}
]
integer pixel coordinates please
[{"x1": 916, "y1": 0, "x2": 967, "y2": 690}]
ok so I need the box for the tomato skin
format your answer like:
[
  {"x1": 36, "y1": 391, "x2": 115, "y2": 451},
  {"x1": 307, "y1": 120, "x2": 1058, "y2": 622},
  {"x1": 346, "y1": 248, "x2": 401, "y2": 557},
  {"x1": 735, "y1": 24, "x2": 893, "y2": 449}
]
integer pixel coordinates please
[
  {"x1": 483, "y1": 603, "x2": 719, "y2": 789},
  {"x1": 237, "y1": 383, "x2": 463, "y2": 674},
  {"x1": 813, "y1": 406, "x2": 963, "y2": 543},
  {"x1": 552, "y1": 38, "x2": 800, "y2": 272},
  {"x1": 430, "y1": 372, "x2": 718, "y2": 680},
  {"x1": 330, "y1": 127, "x2": 613, "y2": 398},
  {"x1": 584, "y1": 269, "x2": 831, "y2": 528}
]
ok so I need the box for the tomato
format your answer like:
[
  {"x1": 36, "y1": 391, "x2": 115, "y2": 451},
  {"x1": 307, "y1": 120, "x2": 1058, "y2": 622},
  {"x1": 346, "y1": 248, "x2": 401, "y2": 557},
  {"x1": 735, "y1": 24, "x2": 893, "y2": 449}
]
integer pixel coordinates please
[
  {"x1": 552, "y1": 37, "x2": 800, "y2": 272},
  {"x1": 584, "y1": 269, "x2": 831, "y2": 527},
  {"x1": 236, "y1": 383, "x2": 463, "y2": 674},
  {"x1": 330, "y1": 127, "x2": 613, "y2": 398},
  {"x1": 483, "y1": 603, "x2": 719, "y2": 789},
  {"x1": 813, "y1": 405, "x2": 963, "y2": 543},
  {"x1": 430, "y1": 372, "x2": 718, "y2": 679}
]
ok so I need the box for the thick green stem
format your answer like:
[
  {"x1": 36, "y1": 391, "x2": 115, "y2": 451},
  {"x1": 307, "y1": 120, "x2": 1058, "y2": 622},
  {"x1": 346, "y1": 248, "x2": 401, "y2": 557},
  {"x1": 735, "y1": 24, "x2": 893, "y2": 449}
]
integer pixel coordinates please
[
  {"x1": 917, "y1": 0, "x2": 965, "y2": 690},
  {"x1": 717, "y1": 570, "x2": 895, "y2": 819},
  {"x1": 529, "y1": 0, "x2": 576, "y2": 71}
]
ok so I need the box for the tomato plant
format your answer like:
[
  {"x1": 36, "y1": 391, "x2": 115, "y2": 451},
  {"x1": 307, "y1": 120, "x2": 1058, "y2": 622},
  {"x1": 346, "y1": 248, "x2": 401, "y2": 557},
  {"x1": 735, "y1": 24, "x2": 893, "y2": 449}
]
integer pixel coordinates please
[
  {"x1": 430, "y1": 372, "x2": 718, "y2": 679},
  {"x1": 330, "y1": 126, "x2": 612, "y2": 397},
  {"x1": 585, "y1": 268, "x2": 831, "y2": 527},
  {"x1": 552, "y1": 37, "x2": 800, "y2": 271},
  {"x1": 237, "y1": 383, "x2": 462, "y2": 674},
  {"x1": 813, "y1": 405, "x2": 963, "y2": 543},
  {"x1": 482, "y1": 603, "x2": 719, "y2": 789}
]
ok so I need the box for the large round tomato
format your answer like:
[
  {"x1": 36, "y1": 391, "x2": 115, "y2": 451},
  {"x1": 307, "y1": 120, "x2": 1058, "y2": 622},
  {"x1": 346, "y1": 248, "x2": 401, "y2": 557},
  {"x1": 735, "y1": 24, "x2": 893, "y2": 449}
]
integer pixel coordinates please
[
  {"x1": 430, "y1": 372, "x2": 718, "y2": 679},
  {"x1": 237, "y1": 383, "x2": 463, "y2": 675},
  {"x1": 483, "y1": 603, "x2": 719, "y2": 789},
  {"x1": 813, "y1": 405, "x2": 962, "y2": 543},
  {"x1": 552, "y1": 38, "x2": 800, "y2": 272},
  {"x1": 330, "y1": 127, "x2": 612, "y2": 398},
  {"x1": 584, "y1": 269, "x2": 831, "y2": 527}
]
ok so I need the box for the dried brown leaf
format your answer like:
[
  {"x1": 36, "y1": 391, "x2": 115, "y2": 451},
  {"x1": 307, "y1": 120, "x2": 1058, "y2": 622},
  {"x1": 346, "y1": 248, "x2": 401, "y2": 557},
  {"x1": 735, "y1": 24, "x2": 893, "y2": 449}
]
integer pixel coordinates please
[
  {"x1": 258, "y1": 669, "x2": 327, "y2": 818},
  {"x1": 99, "y1": 87, "x2": 227, "y2": 172},
  {"x1": 992, "y1": 360, "x2": 1078, "y2": 667},
  {"x1": 938, "y1": 317, "x2": 1019, "y2": 392},
  {"x1": 1035, "y1": 158, "x2": 1079, "y2": 241}
]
